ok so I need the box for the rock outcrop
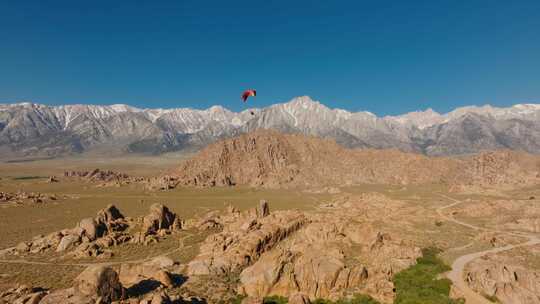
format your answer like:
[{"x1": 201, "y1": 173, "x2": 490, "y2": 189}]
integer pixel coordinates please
[
  {"x1": 0, "y1": 191, "x2": 61, "y2": 205},
  {"x1": 64, "y1": 169, "x2": 129, "y2": 182},
  {"x1": 452, "y1": 151, "x2": 540, "y2": 190},
  {"x1": 36, "y1": 266, "x2": 125, "y2": 304},
  {"x1": 143, "y1": 203, "x2": 182, "y2": 235},
  {"x1": 63, "y1": 168, "x2": 147, "y2": 187},
  {"x1": 3, "y1": 203, "x2": 181, "y2": 259},
  {"x1": 187, "y1": 208, "x2": 308, "y2": 275},
  {"x1": 186, "y1": 197, "x2": 421, "y2": 303},
  {"x1": 238, "y1": 219, "x2": 420, "y2": 302},
  {"x1": 74, "y1": 266, "x2": 124, "y2": 301},
  {"x1": 466, "y1": 254, "x2": 540, "y2": 304},
  {"x1": 0, "y1": 260, "x2": 184, "y2": 304},
  {"x1": 0, "y1": 285, "x2": 47, "y2": 304},
  {"x1": 118, "y1": 256, "x2": 176, "y2": 291},
  {"x1": 167, "y1": 131, "x2": 540, "y2": 190}
]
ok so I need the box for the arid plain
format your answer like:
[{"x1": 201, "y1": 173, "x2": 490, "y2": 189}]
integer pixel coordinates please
[{"x1": 1, "y1": 132, "x2": 539, "y2": 304}]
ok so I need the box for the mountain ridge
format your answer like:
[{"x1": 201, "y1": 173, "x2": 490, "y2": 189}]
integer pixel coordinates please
[
  {"x1": 5, "y1": 96, "x2": 540, "y2": 125},
  {"x1": 1, "y1": 96, "x2": 540, "y2": 158}
]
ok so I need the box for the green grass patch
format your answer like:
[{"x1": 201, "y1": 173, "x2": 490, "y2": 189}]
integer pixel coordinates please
[
  {"x1": 263, "y1": 295, "x2": 289, "y2": 304},
  {"x1": 483, "y1": 293, "x2": 500, "y2": 303},
  {"x1": 262, "y1": 294, "x2": 380, "y2": 304},
  {"x1": 226, "y1": 294, "x2": 246, "y2": 304},
  {"x1": 313, "y1": 294, "x2": 381, "y2": 304},
  {"x1": 393, "y1": 247, "x2": 464, "y2": 304}
]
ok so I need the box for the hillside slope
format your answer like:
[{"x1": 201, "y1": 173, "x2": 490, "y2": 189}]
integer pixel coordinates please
[{"x1": 169, "y1": 130, "x2": 540, "y2": 188}]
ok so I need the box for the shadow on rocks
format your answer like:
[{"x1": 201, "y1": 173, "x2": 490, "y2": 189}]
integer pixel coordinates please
[
  {"x1": 126, "y1": 279, "x2": 163, "y2": 297},
  {"x1": 171, "y1": 273, "x2": 188, "y2": 286}
]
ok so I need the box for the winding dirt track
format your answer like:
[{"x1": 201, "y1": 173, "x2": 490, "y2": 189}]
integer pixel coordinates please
[
  {"x1": 437, "y1": 194, "x2": 540, "y2": 304},
  {"x1": 0, "y1": 233, "x2": 194, "y2": 267}
]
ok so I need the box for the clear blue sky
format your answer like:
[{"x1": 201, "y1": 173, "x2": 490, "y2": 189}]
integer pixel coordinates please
[{"x1": 1, "y1": 1, "x2": 539, "y2": 115}]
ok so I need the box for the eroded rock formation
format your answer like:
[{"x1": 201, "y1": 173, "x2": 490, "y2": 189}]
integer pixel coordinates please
[
  {"x1": 187, "y1": 209, "x2": 308, "y2": 275},
  {"x1": 63, "y1": 168, "x2": 147, "y2": 187},
  {"x1": 186, "y1": 198, "x2": 421, "y2": 302},
  {"x1": 466, "y1": 254, "x2": 540, "y2": 304},
  {"x1": 167, "y1": 130, "x2": 540, "y2": 190}
]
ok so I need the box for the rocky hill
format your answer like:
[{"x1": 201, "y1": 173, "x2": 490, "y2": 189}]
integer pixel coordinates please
[
  {"x1": 169, "y1": 130, "x2": 540, "y2": 189},
  {"x1": 1, "y1": 97, "x2": 540, "y2": 158}
]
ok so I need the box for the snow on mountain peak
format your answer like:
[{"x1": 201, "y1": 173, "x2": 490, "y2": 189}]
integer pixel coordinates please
[
  {"x1": 110, "y1": 104, "x2": 141, "y2": 112},
  {"x1": 206, "y1": 105, "x2": 230, "y2": 114},
  {"x1": 287, "y1": 96, "x2": 320, "y2": 108},
  {"x1": 385, "y1": 108, "x2": 443, "y2": 129},
  {"x1": 512, "y1": 103, "x2": 540, "y2": 111},
  {"x1": 2, "y1": 97, "x2": 539, "y2": 132}
]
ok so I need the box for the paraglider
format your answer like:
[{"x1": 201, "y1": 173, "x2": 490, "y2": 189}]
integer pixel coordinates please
[
  {"x1": 241, "y1": 89, "x2": 256, "y2": 102},
  {"x1": 241, "y1": 89, "x2": 256, "y2": 115}
]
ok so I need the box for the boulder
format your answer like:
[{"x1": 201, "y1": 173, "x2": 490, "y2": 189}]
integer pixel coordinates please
[
  {"x1": 78, "y1": 218, "x2": 100, "y2": 241},
  {"x1": 15, "y1": 242, "x2": 30, "y2": 253},
  {"x1": 56, "y1": 234, "x2": 81, "y2": 252},
  {"x1": 70, "y1": 243, "x2": 102, "y2": 258},
  {"x1": 142, "y1": 203, "x2": 181, "y2": 235},
  {"x1": 65, "y1": 227, "x2": 85, "y2": 238},
  {"x1": 74, "y1": 265, "x2": 124, "y2": 302},
  {"x1": 256, "y1": 200, "x2": 270, "y2": 218},
  {"x1": 39, "y1": 287, "x2": 92, "y2": 304},
  {"x1": 186, "y1": 259, "x2": 211, "y2": 276},
  {"x1": 119, "y1": 263, "x2": 173, "y2": 288},
  {"x1": 95, "y1": 204, "x2": 124, "y2": 225},
  {"x1": 0, "y1": 285, "x2": 48, "y2": 304},
  {"x1": 154, "y1": 270, "x2": 174, "y2": 288},
  {"x1": 12, "y1": 291, "x2": 47, "y2": 304}
]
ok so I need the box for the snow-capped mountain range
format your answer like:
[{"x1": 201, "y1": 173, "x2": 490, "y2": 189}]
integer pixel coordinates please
[{"x1": 1, "y1": 96, "x2": 539, "y2": 158}]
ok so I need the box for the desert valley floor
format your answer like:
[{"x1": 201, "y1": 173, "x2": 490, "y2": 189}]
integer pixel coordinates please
[{"x1": 1, "y1": 133, "x2": 540, "y2": 304}]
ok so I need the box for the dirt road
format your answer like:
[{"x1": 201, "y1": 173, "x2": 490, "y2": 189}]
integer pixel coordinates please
[
  {"x1": 0, "y1": 233, "x2": 194, "y2": 267},
  {"x1": 437, "y1": 194, "x2": 540, "y2": 304}
]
